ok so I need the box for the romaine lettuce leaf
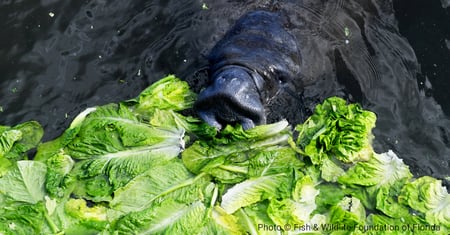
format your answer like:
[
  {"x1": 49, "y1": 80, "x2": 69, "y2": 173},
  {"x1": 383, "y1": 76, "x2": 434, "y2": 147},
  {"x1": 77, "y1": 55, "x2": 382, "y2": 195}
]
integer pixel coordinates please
[
  {"x1": 329, "y1": 196, "x2": 366, "y2": 230},
  {"x1": 0, "y1": 121, "x2": 43, "y2": 176},
  {"x1": 182, "y1": 120, "x2": 290, "y2": 175},
  {"x1": 267, "y1": 175, "x2": 319, "y2": 226},
  {"x1": 295, "y1": 97, "x2": 376, "y2": 165},
  {"x1": 126, "y1": 74, "x2": 197, "y2": 117},
  {"x1": 235, "y1": 203, "x2": 277, "y2": 235},
  {"x1": 44, "y1": 151, "x2": 75, "y2": 198},
  {"x1": 248, "y1": 146, "x2": 304, "y2": 178},
  {"x1": 320, "y1": 157, "x2": 346, "y2": 182},
  {"x1": 338, "y1": 150, "x2": 412, "y2": 188},
  {"x1": 399, "y1": 176, "x2": 450, "y2": 226},
  {"x1": 0, "y1": 161, "x2": 47, "y2": 204},
  {"x1": 374, "y1": 179, "x2": 411, "y2": 219},
  {"x1": 0, "y1": 121, "x2": 43, "y2": 160},
  {"x1": 366, "y1": 213, "x2": 439, "y2": 235},
  {"x1": 0, "y1": 202, "x2": 47, "y2": 235},
  {"x1": 37, "y1": 103, "x2": 186, "y2": 201},
  {"x1": 201, "y1": 206, "x2": 245, "y2": 234},
  {"x1": 112, "y1": 199, "x2": 207, "y2": 234},
  {"x1": 64, "y1": 198, "x2": 108, "y2": 230},
  {"x1": 110, "y1": 159, "x2": 212, "y2": 215},
  {"x1": 64, "y1": 103, "x2": 185, "y2": 160},
  {"x1": 221, "y1": 173, "x2": 291, "y2": 214},
  {"x1": 0, "y1": 128, "x2": 21, "y2": 158},
  {"x1": 149, "y1": 109, "x2": 217, "y2": 138}
]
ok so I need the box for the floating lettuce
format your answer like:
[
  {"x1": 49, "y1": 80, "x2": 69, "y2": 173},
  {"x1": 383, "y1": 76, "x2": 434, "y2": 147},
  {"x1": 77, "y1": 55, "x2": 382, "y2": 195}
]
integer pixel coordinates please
[
  {"x1": 295, "y1": 97, "x2": 376, "y2": 164},
  {"x1": 338, "y1": 150, "x2": 413, "y2": 188},
  {"x1": 35, "y1": 103, "x2": 186, "y2": 202},
  {"x1": 0, "y1": 75, "x2": 448, "y2": 234},
  {"x1": 399, "y1": 176, "x2": 450, "y2": 226},
  {"x1": 0, "y1": 121, "x2": 43, "y2": 176},
  {"x1": 182, "y1": 120, "x2": 293, "y2": 181},
  {"x1": 126, "y1": 75, "x2": 197, "y2": 117},
  {"x1": 0, "y1": 161, "x2": 47, "y2": 204}
]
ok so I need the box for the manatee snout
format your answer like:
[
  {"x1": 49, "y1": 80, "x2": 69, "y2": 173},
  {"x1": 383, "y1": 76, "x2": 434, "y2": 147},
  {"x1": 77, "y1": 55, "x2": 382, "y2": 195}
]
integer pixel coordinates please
[
  {"x1": 195, "y1": 10, "x2": 301, "y2": 130},
  {"x1": 194, "y1": 67, "x2": 265, "y2": 130}
]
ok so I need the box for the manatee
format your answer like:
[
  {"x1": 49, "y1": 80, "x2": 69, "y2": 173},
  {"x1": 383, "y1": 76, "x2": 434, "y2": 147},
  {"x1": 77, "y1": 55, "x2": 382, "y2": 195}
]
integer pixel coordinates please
[{"x1": 194, "y1": 10, "x2": 301, "y2": 130}]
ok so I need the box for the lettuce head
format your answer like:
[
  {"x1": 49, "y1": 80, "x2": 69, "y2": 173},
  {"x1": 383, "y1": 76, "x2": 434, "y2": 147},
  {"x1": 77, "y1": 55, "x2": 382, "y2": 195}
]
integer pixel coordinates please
[
  {"x1": 295, "y1": 97, "x2": 376, "y2": 165},
  {"x1": 399, "y1": 176, "x2": 450, "y2": 227}
]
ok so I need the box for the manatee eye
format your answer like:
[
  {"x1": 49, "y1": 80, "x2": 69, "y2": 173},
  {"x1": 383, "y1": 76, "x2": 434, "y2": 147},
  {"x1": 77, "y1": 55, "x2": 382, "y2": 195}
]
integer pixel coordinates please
[{"x1": 277, "y1": 71, "x2": 291, "y2": 84}]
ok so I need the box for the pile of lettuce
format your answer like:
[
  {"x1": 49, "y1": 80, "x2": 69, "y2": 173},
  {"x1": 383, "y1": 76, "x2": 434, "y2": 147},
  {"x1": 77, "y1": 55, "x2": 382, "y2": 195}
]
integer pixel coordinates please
[{"x1": 0, "y1": 75, "x2": 448, "y2": 235}]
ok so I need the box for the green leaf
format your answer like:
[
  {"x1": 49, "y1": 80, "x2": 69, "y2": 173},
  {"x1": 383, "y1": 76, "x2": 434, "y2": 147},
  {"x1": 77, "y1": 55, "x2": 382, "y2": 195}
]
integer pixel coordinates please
[
  {"x1": 0, "y1": 202, "x2": 47, "y2": 235},
  {"x1": 221, "y1": 173, "x2": 291, "y2": 214},
  {"x1": 320, "y1": 157, "x2": 345, "y2": 182},
  {"x1": 110, "y1": 160, "x2": 211, "y2": 215},
  {"x1": 234, "y1": 203, "x2": 275, "y2": 235},
  {"x1": 64, "y1": 198, "x2": 108, "y2": 230},
  {"x1": 0, "y1": 161, "x2": 47, "y2": 204},
  {"x1": 366, "y1": 213, "x2": 439, "y2": 235},
  {"x1": 127, "y1": 75, "x2": 197, "y2": 117},
  {"x1": 65, "y1": 103, "x2": 184, "y2": 160},
  {"x1": 182, "y1": 120, "x2": 290, "y2": 175},
  {"x1": 149, "y1": 109, "x2": 216, "y2": 139},
  {"x1": 399, "y1": 176, "x2": 450, "y2": 226},
  {"x1": 248, "y1": 146, "x2": 303, "y2": 177},
  {"x1": 295, "y1": 97, "x2": 376, "y2": 164},
  {"x1": 329, "y1": 196, "x2": 366, "y2": 230},
  {"x1": 200, "y1": 206, "x2": 245, "y2": 234},
  {"x1": 314, "y1": 183, "x2": 346, "y2": 214},
  {"x1": 38, "y1": 103, "x2": 186, "y2": 200},
  {"x1": 0, "y1": 129, "x2": 21, "y2": 158},
  {"x1": 113, "y1": 200, "x2": 207, "y2": 234},
  {"x1": 44, "y1": 151, "x2": 75, "y2": 198},
  {"x1": 0, "y1": 121, "x2": 43, "y2": 161},
  {"x1": 265, "y1": 175, "x2": 322, "y2": 229},
  {"x1": 338, "y1": 150, "x2": 413, "y2": 188},
  {"x1": 375, "y1": 179, "x2": 410, "y2": 219}
]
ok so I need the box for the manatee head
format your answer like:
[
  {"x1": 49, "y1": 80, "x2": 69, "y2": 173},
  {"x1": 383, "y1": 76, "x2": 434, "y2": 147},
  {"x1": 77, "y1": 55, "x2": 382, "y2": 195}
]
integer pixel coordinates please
[
  {"x1": 194, "y1": 10, "x2": 301, "y2": 130},
  {"x1": 194, "y1": 66, "x2": 265, "y2": 130}
]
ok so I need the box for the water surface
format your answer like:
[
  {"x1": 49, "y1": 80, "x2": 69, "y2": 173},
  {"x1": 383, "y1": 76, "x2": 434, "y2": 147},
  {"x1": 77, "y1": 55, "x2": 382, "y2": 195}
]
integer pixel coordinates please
[{"x1": 0, "y1": 0, "x2": 448, "y2": 184}]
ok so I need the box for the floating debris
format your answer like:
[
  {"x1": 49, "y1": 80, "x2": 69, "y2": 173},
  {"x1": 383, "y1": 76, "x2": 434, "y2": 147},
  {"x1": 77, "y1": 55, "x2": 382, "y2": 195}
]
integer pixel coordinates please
[
  {"x1": 344, "y1": 26, "x2": 350, "y2": 37},
  {"x1": 344, "y1": 27, "x2": 351, "y2": 44},
  {"x1": 49, "y1": 12, "x2": 55, "y2": 18},
  {"x1": 202, "y1": 3, "x2": 208, "y2": 10}
]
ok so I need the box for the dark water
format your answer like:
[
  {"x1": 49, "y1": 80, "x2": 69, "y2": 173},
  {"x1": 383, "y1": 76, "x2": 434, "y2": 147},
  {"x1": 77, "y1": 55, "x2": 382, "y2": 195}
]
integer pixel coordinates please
[{"x1": 0, "y1": 0, "x2": 449, "y2": 184}]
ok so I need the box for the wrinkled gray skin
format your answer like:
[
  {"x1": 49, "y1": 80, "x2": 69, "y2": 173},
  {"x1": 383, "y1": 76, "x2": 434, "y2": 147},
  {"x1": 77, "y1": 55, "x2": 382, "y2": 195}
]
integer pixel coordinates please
[{"x1": 194, "y1": 10, "x2": 301, "y2": 130}]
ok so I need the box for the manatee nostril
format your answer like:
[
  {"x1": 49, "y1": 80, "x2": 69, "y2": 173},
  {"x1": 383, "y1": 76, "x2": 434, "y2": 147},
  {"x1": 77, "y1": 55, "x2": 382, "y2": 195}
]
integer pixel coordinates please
[{"x1": 194, "y1": 67, "x2": 265, "y2": 130}]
